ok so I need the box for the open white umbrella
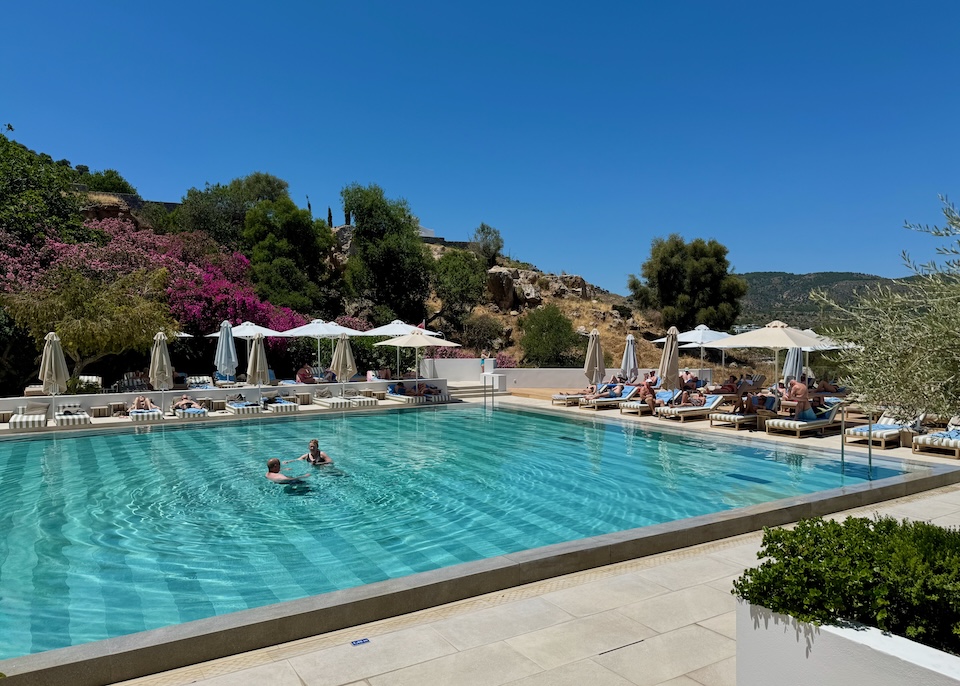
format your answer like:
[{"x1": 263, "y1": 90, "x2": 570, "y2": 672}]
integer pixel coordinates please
[
  {"x1": 361, "y1": 320, "x2": 441, "y2": 378},
  {"x1": 658, "y1": 326, "x2": 681, "y2": 392},
  {"x1": 149, "y1": 332, "x2": 174, "y2": 412},
  {"x1": 247, "y1": 333, "x2": 270, "y2": 401},
  {"x1": 375, "y1": 331, "x2": 460, "y2": 391},
  {"x1": 329, "y1": 334, "x2": 358, "y2": 396},
  {"x1": 656, "y1": 324, "x2": 730, "y2": 369},
  {"x1": 213, "y1": 320, "x2": 239, "y2": 379},
  {"x1": 707, "y1": 320, "x2": 823, "y2": 387},
  {"x1": 278, "y1": 319, "x2": 365, "y2": 368},
  {"x1": 39, "y1": 331, "x2": 69, "y2": 417},
  {"x1": 620, "y1": 334, "x2": 639, "y2": 382},
  {"x1": 583, "y1": 328, "x2": 605, "y2": 385}
]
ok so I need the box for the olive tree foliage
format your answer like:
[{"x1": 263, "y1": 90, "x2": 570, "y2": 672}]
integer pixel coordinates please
[
  {"x1": 176, "y1": 172, "x2": 289, "y2": 246},
  {"x1": 430, "y1": 249, "x2": 488, "y2": 331},
  {"x1": 341, "y1": 183, "x2": 433, "y2": 323},
  {"x1": 814, "y1": 197, "x2": 960, "y2": 420},
  {"x1": 519, "y1": 303, "x2": 583, "y2": 367},
  {"x1": 0, "y1": 133, "x2": 85, "y2": 243},
  {"x1": 2, "y1": 268, "x2": 177, "y2": 375},
  {"x1": 628, "y1": 234, "x2": 747, "y2": 332},
  {"x1": 469, "y1": 222, "x2": 503, "y2": 269},
  {"x1": 76, "y1": 168, "x2": 136, "y2": 194}
]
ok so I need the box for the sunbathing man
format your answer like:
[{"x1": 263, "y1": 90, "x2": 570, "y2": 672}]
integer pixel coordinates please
[
  {"x1": 712, "y1": 375, "x2": 739, "y2": 393},
  {"x1": 813, "y1": 379, "x2": 841, "y2": 394},
  {"x1": 265, "y1": 458, "x2": 311, "y2": 483},
  {"x1": 171, "y1": 394, "x2": 201, "y2": 410},
  {"x1": 676, "y1": 389, "x2": 706, "y2": 406},
  {"x1": 584, "y1": 384, "x2": 624, "y2": 401},
  {"x1": 132, "y1": 395, "x2": 159, "y2": 411},
  {"x1": 296, "y1": 364, "x2": 317, "y2": 384},
  {"x1": 285, "y1": 439, "x2": 332, "y2": 465}
]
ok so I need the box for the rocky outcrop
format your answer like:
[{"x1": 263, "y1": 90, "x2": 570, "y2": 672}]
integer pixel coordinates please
[{"x1": 486, "y1": 267, "x2": 590, "y2": 312}]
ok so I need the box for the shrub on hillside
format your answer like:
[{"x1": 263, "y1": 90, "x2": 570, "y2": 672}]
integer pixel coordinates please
[
  {"x1": 733, "y1": 516, "x2": 960, "y2": 655},
  {"x1": 462, "y1": 313, "x2": 505, "y2": 352}
]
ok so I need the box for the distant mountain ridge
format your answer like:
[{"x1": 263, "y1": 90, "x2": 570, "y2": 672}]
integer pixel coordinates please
[{"x1": 737, "y1": 271, "x2": 905, "y2": 329}]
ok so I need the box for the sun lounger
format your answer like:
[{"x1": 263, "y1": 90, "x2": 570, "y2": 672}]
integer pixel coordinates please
[
  {"x1": 9, "y1": 402, "x2": 50, "y2": 432},
  {"x1": 384, "y1": 384, "x2": 428, "y2": 404},
  {"x1": 580, "y1": 385, "x2": 639, "y2": 410},
  {"x1": 186, "y1": 375, "x2": 214, "y2": 390},
  {"x1": 174, "y1": 407, "x2": 209, "y2": 419},
  {"x1": 765, "y1": 402, "x2": 842, "y2": 438},
  {"x1": 620, "y1": 390, "x2": 678, "y2": 416},
  {"x1": 552, "y1": 384, "x2": 608, "y2": 406},
  {"x1": 265, "y1": 398, "x2": 298, "y2": 413},
  {"x1": 225, "y1": 402, "x2": 260, "y2": 415},
  {"x1": 843, "y1": 411, "x2": 924, "y2": 449},
  {"x1": 314, "y1": 396, "x2": 353, "y2": 409},
  {"x1": 655, "y1": 394, "x2": 724, "y2": 422},
  {"x1": 350, "y1": 395, "x2": 379, "y2": 407},
  {"x1": 129, "y1": 409, "x2": 164, "y2": 422},
  {"x1": 54, "y1": 402, "x2": 92, "y2": 427},
  {"x1": 709, "y1": 411, "x2": 758, "y2": 430},
  {"x1": 912, "y1": 417, "x2": 960, "y2": 459}
]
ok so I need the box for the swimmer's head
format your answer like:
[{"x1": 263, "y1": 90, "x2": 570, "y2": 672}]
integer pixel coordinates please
[
  {"x1": 309, "y1": 439, "x2": 319, "y2": 450},
  {"x1": 267, "y1": 458, "x2": 281, "y2": 472}
]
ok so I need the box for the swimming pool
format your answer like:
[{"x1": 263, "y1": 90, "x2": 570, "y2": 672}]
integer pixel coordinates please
[{"x1": 0, "y1": 404, "x2": 918, "y2": 659}]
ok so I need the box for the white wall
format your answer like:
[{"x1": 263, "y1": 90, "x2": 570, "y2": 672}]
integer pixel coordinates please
[{"x1": 737, "y1": 601, "x2": 960, "y2": 686}]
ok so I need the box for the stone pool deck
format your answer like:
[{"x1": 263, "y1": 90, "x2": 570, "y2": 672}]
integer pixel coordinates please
[{"x1": 107, "y1": 396, "x2": 960, "y2": 686}]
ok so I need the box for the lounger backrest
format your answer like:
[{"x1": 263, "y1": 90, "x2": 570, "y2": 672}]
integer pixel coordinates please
[
  {"x1": 704, "y1": 395, "x2": 723, "y2": 410},
  {"x1": 655, "y1": 390, "x2": 675, "y2": 402},
  {"x1": 816, "y1": 402, "x2": 842, "y2": 422},
  {"x1": 621, "y1": 386, "x2": 639, "y2": 400}
]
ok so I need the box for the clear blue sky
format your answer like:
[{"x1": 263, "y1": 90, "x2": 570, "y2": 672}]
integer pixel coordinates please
[{"x1": 4, "y1": 1, "x2": 959, "y2": 295}]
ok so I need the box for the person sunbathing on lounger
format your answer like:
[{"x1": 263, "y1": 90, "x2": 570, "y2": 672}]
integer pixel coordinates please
[
  {"x1": 171, "y1": 394, "x2": 201, "y2": 410},
  {"x1": 285, "y1": 439, "x2": 332, "y2": 465},
  {"x1": 132, "y1": 395, "x2": 159, "y2": 411},
  {"x1": 585, "y1": 384, "x2": 624, "y2": 401},
  {"x1": 296, "y1": 364, "x2": 318, "y2": 384},
  {"x1": 813, "y1": 379, "x2": 840, "y2": 394},
  {"x1": 265, "y1": 458, "x2": 311, "y2": 483},
  {"x1": 676, "y1": 390, "x2": 706, "y2": 406}
]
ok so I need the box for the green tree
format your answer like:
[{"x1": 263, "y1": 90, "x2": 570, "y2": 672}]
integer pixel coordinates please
[
  {"x1": 431, "y1": 249, "x2": 487, "y2": 330},
  {"x1": 519, "y1": 303, "x2": 582, "y2": 366},
  {"x1": 1, "y1": 268, "x2": 177, "y2": 375},
  {"x1": 341, "y1": 183, "x2": 433, "y2": 323},
  {"x1": 243, "y1": 197, "x2": 337, "y2": 313},
  {"x1": 469, "y1": 222, "x2": 504, "y2": 269},
  {"x1": 0, "y1": 133, "x2": 84, "y2": 242},
  {"x1": 176, "y1": 172, "x2": 290, "y2": 246},
  {"x1": 814, "y1": 196, "x2": 960, "y2": 420},
  {"x1": 78, "y1": 168, "x2": 137, "y2": 194},
  {"x1": 462, "y1": 313, "x2": 505, "y2": 352},
  {"x1": 133, "y1": 202, "x2": 178, "y2": 233},
  {"x1": 628, "y1": 234, "x2": 746, "y2": 331}
]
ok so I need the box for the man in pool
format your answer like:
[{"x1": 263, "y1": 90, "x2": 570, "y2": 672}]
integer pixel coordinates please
[
  {"x1": 265, "y1": 457, "x2": 311, "y2": 483},
  {"x1": 285, "y1": 439, "x2": 333, "y2": 466}
]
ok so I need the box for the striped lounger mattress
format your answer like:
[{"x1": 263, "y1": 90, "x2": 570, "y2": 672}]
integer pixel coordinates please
[
  {"x1": 349, "y1": 396, "x2": 378, "y2": 407},
  {"x1": 313, "y1": 397, "x2": 353, "y2": 409},
  {"x1": 708, "y1": 412, "x2": 758, "y2": 430},
  {"x1": 385, "y1": 393, "x2": 427, "y2": 404},
  {"x1": 9, "y1": 410, "x2": 48, "y2": 432},
  {"x1": 130, "y1": 409, "x2": 164, "y2": 422},
  {"x1": 175, "y1": 407, "x2": 209, "y2": 419},
  {"x1": 226, "y1": 402, "x2": 261, "y2": 415},
  {"x1": 55, "y1": 403, "x2": 92, "y2": 427},
  {"x1": 266, "y1": 400, "x2": 298, "y2": 413}
]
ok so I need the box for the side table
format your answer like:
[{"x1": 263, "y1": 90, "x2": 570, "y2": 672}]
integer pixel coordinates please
[
  {"x1": 296, "y1": 392, "x2": 312, "y2": 406},
  {"x1": 109, "y1": 401, "x2": 127, "y2": 414},
  {"x1": 91, "y1": 405, "x2": 110, "y2": 418},
  {"x1": 0, "y1": 410, "x2": 12, "y2": 423}
]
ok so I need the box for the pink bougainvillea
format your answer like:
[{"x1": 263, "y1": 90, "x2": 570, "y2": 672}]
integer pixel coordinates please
[
  {"x1": 494, "y1": 352, "x2": 518, "y2": 368},
  {"x1": 334, "y1": 315, "x2": 372, "y2": 332}
]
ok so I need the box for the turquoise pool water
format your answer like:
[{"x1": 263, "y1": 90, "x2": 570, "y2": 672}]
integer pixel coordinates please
[{"x1": 0, "y1": 405, "x2": 913, "y2": 658}]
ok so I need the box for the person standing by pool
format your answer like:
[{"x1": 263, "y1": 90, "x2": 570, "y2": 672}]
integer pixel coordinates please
[
  {"x1": 265, "y1": 458, "x2": 311, "y2": 483},
  {"x1": 285, "y1": 439, "x2": 333, "y2": 466}
]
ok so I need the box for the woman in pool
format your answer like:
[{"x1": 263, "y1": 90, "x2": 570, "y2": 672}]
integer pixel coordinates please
[{"x1": 285, "y1": 439, "x2": 333, "y2": 466}]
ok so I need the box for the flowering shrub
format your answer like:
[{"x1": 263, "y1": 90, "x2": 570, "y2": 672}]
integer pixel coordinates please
[
  {"x1": 495, "y1": 352, "x2": 518, "y2": 368},
  {"x1": 426, "y1": 346, "x2": 471, "y2": 359},
  {"x1": 335, "y1": 315, "x2": 372, "y2": 332}
]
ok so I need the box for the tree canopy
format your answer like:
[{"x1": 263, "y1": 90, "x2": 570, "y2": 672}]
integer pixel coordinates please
[
  {"x1": 431, "y1": 249, "x2": 487, "y2": 330},
  {"x1": 341, "y1": 183, "x2": 433, "y2": 323},
  {"x1": 177, "y1": 172, "x2": 289, "y2": 246},
  {"x1": 470, "y1": 222, "x2": 503, "y2": 269},
  {"x1": 816, "y1": 196, "x2": 960, "y2": 419},
  {"x1": 519, "y1": 303, "x2": 582, "y2": 367},
  {"x1": 628, "y1": 234, "x2": 747, "y2": 331}
]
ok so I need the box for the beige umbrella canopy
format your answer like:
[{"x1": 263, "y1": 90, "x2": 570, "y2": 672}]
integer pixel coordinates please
[
  {"x1": 375, "y1": 331, "x2": 460, "y2": 388},
  {"x1": 39, "y1": 332, "x2": 69, "y2": 396},
  {"x1": 330, "y1": 334, "x2": 358, "y2": 394},
  {"x1": 247, "y1": 333, "x2": 270, "y2": 387},
  {"x1": 658, "y1": 326, "x2": 681, "y2": 392},
  {"x1": 707, "y1": 320, "x2": 824, "y2": 385},
  {"x1": 583, "y1": 328, "x2": 605, "y2": 385}
]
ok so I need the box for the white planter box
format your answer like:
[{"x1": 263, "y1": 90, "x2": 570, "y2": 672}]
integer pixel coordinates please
[{"x1": 737, "y1": 600, "x2": 960, "y2": 685}]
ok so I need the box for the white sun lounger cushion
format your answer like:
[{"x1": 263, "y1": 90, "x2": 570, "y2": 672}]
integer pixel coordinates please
[
  {"x1": 55, "y1": 403, "x2": 92, "y2": 426},
  {"x1": 266, "y1": 400, "x2": 298, "y2": 413},
  {"x1": 175, "y1": 407, "x2": 209, "y2": 419},
  {"x1": 10, "y1": 406, "x2": 48, "y2": 431},
  {"x1": 225, "y1": 402, "x2": 260, "y2": 415}
]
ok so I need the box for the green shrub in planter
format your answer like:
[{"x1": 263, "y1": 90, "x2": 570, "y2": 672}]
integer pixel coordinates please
[{"x1": 732, "y1": 516, "x2": 960, "y2": 655}]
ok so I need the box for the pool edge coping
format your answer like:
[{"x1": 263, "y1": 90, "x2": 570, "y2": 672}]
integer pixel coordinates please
[{"x1": 3, "y1": 461, "x2": 960, "y2": 686}]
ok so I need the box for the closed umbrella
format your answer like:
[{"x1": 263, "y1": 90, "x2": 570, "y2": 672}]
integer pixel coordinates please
[
  {"x1": 658, "y1": 326, "x2": 681, "y2": 392},
  {"x1": 39, "y1": 331, "x2": 69, "y2": 417},
  {"x1": 374, "y1": 331, "x2": 461, "y2": 392},
  {"x1": 247, "y1": 333, "x2": 270, "y2": 402},
  {"x1": 213, "y1": 320, "x2": 239, "y2": 379},
  {"x1": 782, "y1": 346, "x2": 804, "y2": 383},
  {"x1": 620, "y1": 334, "x2": 639, "y2": 382},
  {"x1": 149, "y1": 332, "x2": 174, "y2": 412},
  {"x1": 583, "y1": 329, "x2": 605, "y2": 386},
  {"x1": 330, "y1": 334, "x2": 357, "y2": 396}
]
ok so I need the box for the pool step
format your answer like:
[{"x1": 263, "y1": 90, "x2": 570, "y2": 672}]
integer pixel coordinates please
[{"x1": 448, "y1": 383, "x2": 511, "y2": 399}]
